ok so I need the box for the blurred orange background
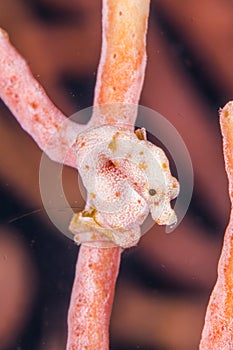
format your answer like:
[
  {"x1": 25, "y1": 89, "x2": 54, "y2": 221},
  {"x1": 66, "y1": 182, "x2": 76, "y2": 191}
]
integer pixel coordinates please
[{"x1": 0, "y1": 1, "x2": 233, "y2": 349}]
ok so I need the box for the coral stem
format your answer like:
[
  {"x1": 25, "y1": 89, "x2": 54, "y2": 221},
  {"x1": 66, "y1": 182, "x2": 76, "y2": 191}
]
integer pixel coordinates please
[
  {"x1": 67, "y1": 1, "x2": 150, "y2": 348},
  {"x1": 67, "y1": 0, "x2": 150, "y2": 350},
  {"x1": 66, "y1": 245, "x2": 121, "y2": 350},
  {"x1": 0, "y1": 0, "x2": 151, "y2": 348},
  {"x1": 0, "y1": 28, "x2": 83, "y2": 167},
  {"x1": 199, "y1": 101, "x2": 233, "y2": 349},
  {"x1": 90, "y1": 0, "x2": 150, "y2": 127}
]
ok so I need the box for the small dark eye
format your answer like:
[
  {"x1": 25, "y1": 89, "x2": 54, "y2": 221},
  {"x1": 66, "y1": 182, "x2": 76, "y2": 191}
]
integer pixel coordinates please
[{"x1": 149, "y1": 189, "x2": 156, "y2": 196}]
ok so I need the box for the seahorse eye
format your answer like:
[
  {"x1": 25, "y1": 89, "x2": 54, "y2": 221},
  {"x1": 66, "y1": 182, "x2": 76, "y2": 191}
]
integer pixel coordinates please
[{"x1": 149, "y1": 188, "x2": 156, "y2": 196}]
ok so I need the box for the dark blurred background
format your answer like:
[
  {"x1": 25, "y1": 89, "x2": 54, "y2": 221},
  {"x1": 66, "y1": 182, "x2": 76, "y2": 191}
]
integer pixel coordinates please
[{"x1": 0, "y1": 0, "x2": 233, "y2": 349}]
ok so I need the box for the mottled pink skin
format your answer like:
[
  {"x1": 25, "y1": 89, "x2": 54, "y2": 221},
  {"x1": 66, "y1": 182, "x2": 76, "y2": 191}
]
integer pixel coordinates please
[
  {"x1": 199, "y1": 102, "x2": 233, "y2": 349},
  {"x1": 66, "y1": 246, "x2": 121, "y2": 350}
]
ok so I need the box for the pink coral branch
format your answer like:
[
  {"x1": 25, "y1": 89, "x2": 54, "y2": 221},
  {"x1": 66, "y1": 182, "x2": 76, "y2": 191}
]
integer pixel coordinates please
[
  {"x1": 0, "y1": 29, "x2": 83, "y2": 168},
  {"x1": 0, "y1": 0, "x2": 151, "y2": 349},
  {"x1": 67, "y1": 1, "x2": 150, "y2": 348},
  {"x1": 199, "y1": 102, "x2": 233, "y2": 349},
  {"x1": 66, "y1": 246, "x2": 121, "y2": 350},
  {"x1": 90, "y1": 0, "x2": 150, "y2": 127}
]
